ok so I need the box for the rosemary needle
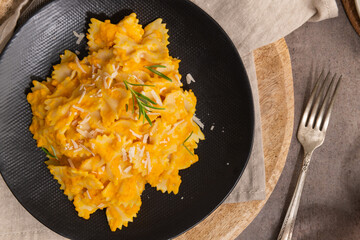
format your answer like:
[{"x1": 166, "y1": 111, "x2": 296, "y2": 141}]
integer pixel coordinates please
[
  {"x1": 123, "y1": 80, "x2": 165, "y2": 125},
  {"x1": 147, "y1": 65, "x2": 166, "y2": 68},
  {"x1": 183, "y1": 131, "x2": 194, "y2": 156},
  {"x1": 41, "y1": 146, "x2": 58, "y2": 159},
  {"x1": 125, "y1": 82, "x2": 155, "y2": 87},
  {"x1": 50, "y1": 145, "x2": 58, "y2": 159},
  {"x1": 144, "y1": 65, "x2": 172, "y2": 82}
]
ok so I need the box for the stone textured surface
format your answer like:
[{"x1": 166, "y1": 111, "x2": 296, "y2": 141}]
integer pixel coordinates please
[{"x1": 237, "y1": 0, "x2": 360, "y2": 239}]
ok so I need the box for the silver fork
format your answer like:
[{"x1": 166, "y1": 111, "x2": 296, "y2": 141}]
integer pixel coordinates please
[{"x1": 277, "y1": 71, "x2": 341, "y2": 240}]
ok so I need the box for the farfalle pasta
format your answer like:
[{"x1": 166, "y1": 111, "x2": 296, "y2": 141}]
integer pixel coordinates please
[{"x1": 26, "y1": 13, "x2": 204, "y2": 231}]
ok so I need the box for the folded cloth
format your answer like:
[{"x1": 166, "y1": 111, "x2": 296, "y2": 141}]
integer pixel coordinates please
[
  {"x1": 0, "y1": 0, "x2": 29, "y2": 53},
  {"x1": 192, "y1": 0, "x2": 338, "y2": 204},
  {"x1": 0, "y1": 0, "x2": 338, "y2": 239}
]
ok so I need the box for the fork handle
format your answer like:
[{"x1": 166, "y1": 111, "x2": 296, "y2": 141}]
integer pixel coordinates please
[{"x1": 277, "y1": 151, "x2": 313, "y2": 240}]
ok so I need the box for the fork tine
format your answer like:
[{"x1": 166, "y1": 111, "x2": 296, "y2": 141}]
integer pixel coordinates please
[
  {"x1": 321, "y1": 76, "x2": 341, "y2": 131},
  {"x1": 314, "y1": 74, "x2": 338, "y2": 129},
  {"x1": 300, "y1": 70, "x2": 326, "y2": 125},
  {"x1": 307, "y1": 71, "x2": 332, "y2": 128}
]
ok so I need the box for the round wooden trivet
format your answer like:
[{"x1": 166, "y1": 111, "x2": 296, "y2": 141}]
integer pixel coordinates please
[
  {"x1": 342, "y1": 0, "x2": 360, "y2": 36},
  {"x1": 176, "y1": 38, "x2": 294, "y2": 240}
]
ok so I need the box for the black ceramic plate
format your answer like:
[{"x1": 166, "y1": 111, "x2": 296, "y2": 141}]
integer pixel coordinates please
[{"x1": 0, "y1": 0, "x2": 254, "y2": 239}]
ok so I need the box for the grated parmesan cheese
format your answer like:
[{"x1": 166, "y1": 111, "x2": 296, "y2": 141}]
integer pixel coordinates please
[
  {"x1": 115, "y1": 133, "x2": 121, "y2": 142},
  {"x1": 75, "y1": 56, "x2": 86, "y2": 73},
  {"x1": 79, "y1": 144, "x2": 95, "y2": 156},
  {"x1": 192, "y1": 115, "x2": 204, "y2": 129},
  {"x1": 143, "y1": 134, "x2": 149, "y2": 144},
  {"x1": 149, "y1": 121, "x2": 158, "y2": 136},
  {"x1": 73, "y1": 31, "x2": 85, "y2": 44},
  {"x1": 72, "y1": 105, "x2": 84, "y2": 112},
  {"x1": 81, "y1": 114, "x2": 91, "y2": 124},
  {"x1": 70, "y1": 70, "x2": 77, "y2": 80},
  {"x1": 150, "y1": 90, "x2": 163, "y2": 106},
  {"x1": 186, "y1": 73, "x2": 196, "y2": 84},
  {"x1": 146, "y1": 152, "x2": 152, "y2": 174},
  {"x1": 73, "y1": 148, "x2": 82, "y2": 153},
  {"x1": 86, "y1": 190, "x2": 92, "y2": 199},
  {"x1": 160, "y1": 87, "x2": 166, "y2": 93},
  {"x1": 168, "y1": 120, "x2": 184, "y2": 135},
  {"x1": 104, "y1": 66, "x2": 119, "y2": 89},
  {"x1": 64, "y1": 143, "x2": 71, "y2": 150},
  {"x1": 103, "y1": 77, "x2": 108, "y2": 89},
  {"x1": 75, "y1": 50, "x2": 80, "y2": 55},
  {"x1": 71, "y1": 119, "x2": 78, "y2": 126},
  {"x1": 71, "y1": 139, "x2": 79, "y2": 149},
  {"x1": 210, "y1": 125, "x2": 215, "y2": 131},
  {"x1": 132, "y1": 74, "x2": 144, "y2": 84},
  {"x1": 147, "y1": 112, "x2": 160, "y2": 116},
  {"x1": 138, "y1": 146, "x2": 145, "y2": 158},
  {"x1": 67, "y1": 158, "x2": 75, "y2": 168},
  {"x1": 89, "y1": 130, "x2": 96, "y2": 138},
  {"x1": 124, "y1": 166, "x2": 132, "y2": 174},
  {"x1": 121, "y1": 148, "x2": 128, "y2": 161},
  {"x1": 107, "y1": 77, "x2": 114, "y2": 89},
  {"x1": 174, "y1": 74, "x2": 181, "y2": 84},
  {"x1": 76, "y1": 128, "x2": 92, "y2": 138},
  {"x1": 95, "y1": 128, "x2": 104, "y2": 133},
  {"x1": 129, "y1": 147, "x2": 136, "y2": 161},
  {"x1": 78, "y1": 90, "x2": 86, "y2": 104},
  {"x1": 130, "y1": 129, "x2": 142, "y2": 139}
]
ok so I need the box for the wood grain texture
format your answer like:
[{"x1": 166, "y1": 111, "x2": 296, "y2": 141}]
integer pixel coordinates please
[
  {"x1": 175, "y1": 38, "x2": 294, "y2": 240},
  {"x1": 342, "y1": 0, "x2": 360, "y2": 36}
]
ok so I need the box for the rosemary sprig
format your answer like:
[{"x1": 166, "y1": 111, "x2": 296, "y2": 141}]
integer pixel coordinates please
[
  {"x1": 182, "y1": 131, "x2": 194, "y2": 156},
  {"x1": 124, "y1": 80, "x2": 165, "y2": 125},
  {"x1": 147, "y1": 65, "x2": 166, "y2": 68},
  {"x1": 131, "y1": 94, "x2": 135, "y2": 113},
  {"x1": 144, "y1": 65, "x2": 172, "y2": 82},
  {"x1": 41, "y1": 146, "x2": 58, "y2": 159}
]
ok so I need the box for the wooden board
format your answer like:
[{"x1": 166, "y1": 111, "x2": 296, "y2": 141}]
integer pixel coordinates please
[
  {"x1": 176, "y1": 38, "x2": 294, "y2": 240},
  {"x1": 342, "y1": 0, "x2": 360, "y2": 36}
]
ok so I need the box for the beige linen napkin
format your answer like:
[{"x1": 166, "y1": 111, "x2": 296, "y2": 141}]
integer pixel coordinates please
[
  {"x1": 0, "y1": 0, "x2": 29, "y2": 52},
  {"x1": 0, "y1": 0, "x2": 337, "y2": 239}
]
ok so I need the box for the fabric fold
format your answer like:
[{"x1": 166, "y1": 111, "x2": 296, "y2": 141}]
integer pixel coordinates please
[
  {"x1": 224, "y1": 52, "x2": 266, "y2": 203},
  {"x1": 0, "y1": 0, "x2": 29, "y2": 53}
]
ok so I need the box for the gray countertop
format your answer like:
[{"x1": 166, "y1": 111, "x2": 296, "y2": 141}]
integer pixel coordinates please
[{"x1": 237, "y1": 0, "x2": 360, "y2": 239}]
